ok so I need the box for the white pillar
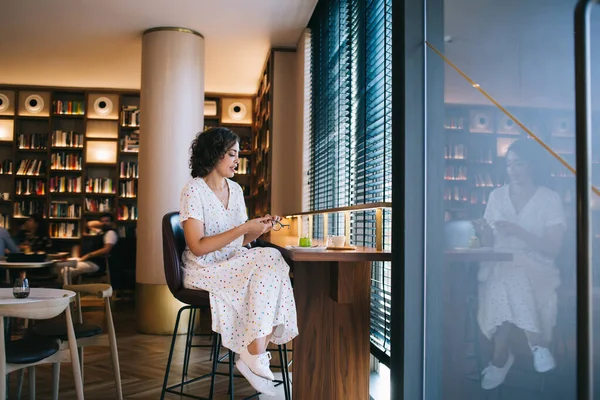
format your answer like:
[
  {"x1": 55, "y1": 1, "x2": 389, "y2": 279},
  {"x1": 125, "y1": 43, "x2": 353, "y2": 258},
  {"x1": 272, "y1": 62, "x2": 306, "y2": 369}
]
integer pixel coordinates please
[{"x1": 136, "y1": 27, "x2": 205, "y2": 334}]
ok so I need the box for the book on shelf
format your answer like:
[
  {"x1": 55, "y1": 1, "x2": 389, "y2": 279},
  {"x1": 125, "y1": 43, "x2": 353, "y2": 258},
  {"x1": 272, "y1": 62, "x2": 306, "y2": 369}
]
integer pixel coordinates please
[
  {"x1": 119, "y1": 161, "x2": 138, "y2": 178},
  {"x1": 50, "y1": 176, "x2": 82, "y2": 193},
  {"x1": 14, "y1": 200, "x2": 45, "y2": 218},
  {"x1": 18, "y1": 133, "x2": 48, "y2": 150},
  {"x1": 53, "y1": 100, "x2": 84, "y2": 116},
  {"x1": 86, "y1": 178, "x2": 114, "y2": 194},
  {"x1": 50, "y1": 201, "x2": 81, "y2": 219},
  {"x1": 16, "y1": 159, "x2": 45, "y2": 176},
  {"x1": 51, "y1": 153, "x2": 82, "y2": 171},
  {"x1": 85, "y1": 198, "x2": 113, "y2": 213},
  {"x1": 15, "y1": 179, "x2": 45, "y2": 196},
  {"x1": 119, "y1": 180, "x2": 136, "y2": 198},
  {"x1": 120, "y1": 130, "x2": 139, "y2": 152},
  {"x1": 118, "y1": 204, "x2": 138, "y2": 221},
  {"x1": 237, "y1": 158, "x2": 250, "y2": 174},
  {"x1": 0, "y1": 160, "x2": 12, "y2": 175},
  {"x1": 121, "y1": 106, "x2": 140, "y2": 127},
  {"x1": 49, "y1": 222, "x2": 79, "y2": 238},
  {"x1": 52, "y1": 130, "x2": 84, "y2": 148}
]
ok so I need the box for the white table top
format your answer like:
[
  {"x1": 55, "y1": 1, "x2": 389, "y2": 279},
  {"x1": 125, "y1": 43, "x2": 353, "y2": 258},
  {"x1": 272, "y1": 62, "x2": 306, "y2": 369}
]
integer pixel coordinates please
[
  {"x1": 0, "y1": 261, "x2": 55, "y2": 269},
  {"x1": 0, "y1": 288, "x2": 75, "y2": 305}
]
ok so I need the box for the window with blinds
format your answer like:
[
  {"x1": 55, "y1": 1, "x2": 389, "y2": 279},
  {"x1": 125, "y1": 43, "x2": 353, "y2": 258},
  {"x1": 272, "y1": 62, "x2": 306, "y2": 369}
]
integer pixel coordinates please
[{"x1": 307, "y1": 0, "x2": 392, "y2": 363}]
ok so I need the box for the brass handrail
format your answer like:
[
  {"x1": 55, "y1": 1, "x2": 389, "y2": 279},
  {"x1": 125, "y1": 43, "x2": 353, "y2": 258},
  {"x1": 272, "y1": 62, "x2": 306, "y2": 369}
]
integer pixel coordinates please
[{"x1": 425, "y1": 41, "x2": 600, "y2": 197}]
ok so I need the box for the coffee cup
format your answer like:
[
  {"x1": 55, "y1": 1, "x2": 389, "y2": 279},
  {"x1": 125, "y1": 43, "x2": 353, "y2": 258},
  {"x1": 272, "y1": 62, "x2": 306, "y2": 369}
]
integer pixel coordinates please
[
  {"x1": 2, "y1": 193, "x2": 9, "y2": 201},
  {"x1": 330, "y1": 236, "x2": 346, "y2": 247},
  {"x1": 299, "y1": 237, "x2": 312, "y2": 247}
]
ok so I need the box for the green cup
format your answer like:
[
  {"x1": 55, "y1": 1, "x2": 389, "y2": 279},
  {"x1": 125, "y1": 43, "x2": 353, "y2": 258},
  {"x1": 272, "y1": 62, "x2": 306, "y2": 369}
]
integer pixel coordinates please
[{"x1": 299, "y1": 237, "x2": 312, "y2": 247}]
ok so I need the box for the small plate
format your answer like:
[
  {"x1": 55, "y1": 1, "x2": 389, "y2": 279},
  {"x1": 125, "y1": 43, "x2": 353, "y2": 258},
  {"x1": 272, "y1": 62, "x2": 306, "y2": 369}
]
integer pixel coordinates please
[
  {"x1": 285, "y1": 245, "x2": 327, "y2": 252},
  {"x1": 453, "y1": 247, "x2": 494, "y2": 252},
  {"x1": 326, "y1": 246, "x2": 357, "y2": 251}
]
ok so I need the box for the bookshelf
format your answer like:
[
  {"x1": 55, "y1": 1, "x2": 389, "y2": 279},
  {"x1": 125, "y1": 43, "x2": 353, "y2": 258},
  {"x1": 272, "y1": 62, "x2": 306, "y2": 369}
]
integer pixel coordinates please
[
  {"x1": 0, "y1": 86, "x2": 141, "y2": 251},
  {"x1": 251, "y1": 52, "x2": 273, "y2": 218},
  {"x1": 0, "y1": 86, "x2": 257, "y2": 251}
]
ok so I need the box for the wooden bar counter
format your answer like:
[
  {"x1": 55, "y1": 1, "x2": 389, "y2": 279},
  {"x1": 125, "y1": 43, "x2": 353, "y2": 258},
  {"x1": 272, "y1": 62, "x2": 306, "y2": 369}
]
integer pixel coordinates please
[{"x1": 263, "y1": 236, "x2": 391, "y2": 400}]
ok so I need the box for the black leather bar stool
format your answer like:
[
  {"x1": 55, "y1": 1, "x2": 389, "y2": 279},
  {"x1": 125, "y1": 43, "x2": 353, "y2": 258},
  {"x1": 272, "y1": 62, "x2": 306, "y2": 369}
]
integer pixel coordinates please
[{"x1": 160, "y1": 212, "x2": 291, "y2": 400}]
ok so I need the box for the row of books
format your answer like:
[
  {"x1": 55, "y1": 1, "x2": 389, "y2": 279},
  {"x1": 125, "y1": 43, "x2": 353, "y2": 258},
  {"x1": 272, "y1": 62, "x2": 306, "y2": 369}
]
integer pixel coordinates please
[
  {"x1": 120, "y1": 131, "x2": 139, "y2": 152},
  {"x1": 15, "y1": 179, "x2": 45, "y2": 196},
  {"x1": 119, "y1": 181, "x2": 136, "y2": 198},
  {"x1": 16, "y1": 159, "x2": 45, "y2": 176},
  {"x1": 49, "y1": 222, "x2": 79, "y2": 238},
  {"x1": 118, "y1": 204, "x2": 138, "y2": 220},
  {"x1": 14, "y1": 201, "x2": 45, "y2": 218},
  {"x1": 18, "y1": 133, "x2": 48, "y2": 150},
  {"x1": 85, "y1": 198, "x2": 113, "y2": 213},
  {"x1": 120, "y1": 161, "x2": 138, "y2": 178},
  {"x1": 51, "y1": 153, "x2": 82, "y2": 171},
  {"x1": 49, "y1": 202, "x2": 81, "y2": 219},
  {"x1": 50, "y1": 176, "x2": 82, "y2": 193},
  {"x1": 121, "y1": 106, "x2": 140, "y2": 127},
  {"x1": 237, "y1": 158, "x2": 250, "y2": 175},
  {"x1": 0, "y1": 160, "x2": 12, "y2": 175},
  {"x1": 86, "y1": 178, "x2": 114, "y2": 194},
  {"x1": 52, "y1": 130, "x2": 84, "y2": 148},
  {"x1": 53, "y1": 100, "x2": 84, "y2": 116}
]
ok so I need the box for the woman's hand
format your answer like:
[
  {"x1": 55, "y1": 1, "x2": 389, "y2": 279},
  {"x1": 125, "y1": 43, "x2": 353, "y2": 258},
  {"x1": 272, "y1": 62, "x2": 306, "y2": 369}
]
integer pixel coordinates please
[
  {"x1": 244, "y1": 217, "x2": 271, "y2": 236},
  {"x1": 472, "y1": 218, "x2": 491, "y2": 235},
  {"x1": 262, "y1": 214, "x2": 282, "y2": 233},
  {"x1": 494, "y1": 221, "x2": 523, "y2": 237}
]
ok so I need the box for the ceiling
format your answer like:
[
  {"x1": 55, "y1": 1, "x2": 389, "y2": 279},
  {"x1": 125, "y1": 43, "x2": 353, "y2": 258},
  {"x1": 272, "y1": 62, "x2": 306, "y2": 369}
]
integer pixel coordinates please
[{"x1": 0, "y1": 0, "x2": 317, "y2": 94}]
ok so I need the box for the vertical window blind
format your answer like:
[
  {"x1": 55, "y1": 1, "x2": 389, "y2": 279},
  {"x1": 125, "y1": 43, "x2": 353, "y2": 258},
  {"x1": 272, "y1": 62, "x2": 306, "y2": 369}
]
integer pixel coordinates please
[{"x1": 307, "y1": 0, "x2": 392, "y2": 363}]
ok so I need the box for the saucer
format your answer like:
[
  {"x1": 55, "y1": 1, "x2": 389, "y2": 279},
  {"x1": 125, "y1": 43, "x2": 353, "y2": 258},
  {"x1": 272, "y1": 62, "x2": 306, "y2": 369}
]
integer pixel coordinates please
[{"x1": 326, "y1": 246, "x2": 357, "y2": 251}]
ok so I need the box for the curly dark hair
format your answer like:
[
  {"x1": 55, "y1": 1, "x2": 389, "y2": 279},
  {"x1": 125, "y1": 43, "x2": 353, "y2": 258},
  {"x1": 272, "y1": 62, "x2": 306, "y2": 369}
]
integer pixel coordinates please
[
  {"x1": 189, "y1": 127, "x2": 240, "y2": 178},
  {"x1": 506, "y1": 138, "x2": 550, "y2": 185}
]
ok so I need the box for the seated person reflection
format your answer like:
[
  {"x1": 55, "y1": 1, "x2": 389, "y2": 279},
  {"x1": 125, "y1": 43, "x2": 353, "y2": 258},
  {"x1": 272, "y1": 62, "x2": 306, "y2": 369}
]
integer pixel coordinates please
[
  {"x1": 61, "y1": 213, "x2": 118, "y2": 281},
  {"x1": 472, "y1": 139, "x2": 565, "y2": 390}
]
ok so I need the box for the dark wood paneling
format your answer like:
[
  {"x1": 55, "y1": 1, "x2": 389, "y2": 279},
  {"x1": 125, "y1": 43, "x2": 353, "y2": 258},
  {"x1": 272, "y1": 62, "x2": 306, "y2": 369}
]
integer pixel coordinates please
[{"x1": 293, "y1": 260, "x2": 370, "y2": 400}]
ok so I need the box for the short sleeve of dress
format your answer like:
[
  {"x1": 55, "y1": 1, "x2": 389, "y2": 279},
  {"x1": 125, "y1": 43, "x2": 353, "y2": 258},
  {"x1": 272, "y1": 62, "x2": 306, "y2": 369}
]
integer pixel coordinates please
[
  {"x1": 180, "y1": 180, "x2": 204, "y2": 225},
  {"x1": 483, "y1": 189, "x2": 500, "y2": 223},
  {"x1": 237, "y1": 184, "x2": 248, "y2": 224},
  {"x1": 543, "y1": 191, "x2": 566, "y2": 229}
]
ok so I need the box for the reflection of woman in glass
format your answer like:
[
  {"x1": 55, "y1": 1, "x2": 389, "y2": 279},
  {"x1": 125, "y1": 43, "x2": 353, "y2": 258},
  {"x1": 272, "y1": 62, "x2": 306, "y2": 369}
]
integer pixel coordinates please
[{"x1": 473, "y1": 139, "x2": 565, "y2": 390}]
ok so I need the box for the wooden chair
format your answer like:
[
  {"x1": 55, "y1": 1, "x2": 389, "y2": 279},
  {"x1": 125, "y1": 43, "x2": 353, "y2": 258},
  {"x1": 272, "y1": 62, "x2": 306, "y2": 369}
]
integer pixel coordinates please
[
  {"x1": 31, "y1": 283, "x2": 122, "y2": 399},
  {"x1": 0, "y1": 288, "x2": 84, "y2": 400}
]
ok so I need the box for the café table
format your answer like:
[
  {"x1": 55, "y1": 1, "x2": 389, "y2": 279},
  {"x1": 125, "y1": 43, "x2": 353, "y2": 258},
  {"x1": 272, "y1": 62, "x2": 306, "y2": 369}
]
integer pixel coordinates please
[
  {"x1": 263, "y1": 236, "x2": 391, "y2": 400},
  {"x1": 0, "y1": 260, "x2": 56, "y2": 284},
  {"x1": 0, "y1": 287, "x2": 84, "y2": 399},
  {"x1": 443, "y1": 247, "x2": 513, "y2": 399}
]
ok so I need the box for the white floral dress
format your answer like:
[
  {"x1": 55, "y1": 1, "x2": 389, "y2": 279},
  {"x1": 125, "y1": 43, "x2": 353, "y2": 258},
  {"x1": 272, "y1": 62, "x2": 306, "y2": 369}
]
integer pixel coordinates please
[
  {"x1": 179, "y1": 177, "x2": 298, "y2": 353},
  {"x1": 478, "y1": 185, "x2": 566, "y2": 344}
]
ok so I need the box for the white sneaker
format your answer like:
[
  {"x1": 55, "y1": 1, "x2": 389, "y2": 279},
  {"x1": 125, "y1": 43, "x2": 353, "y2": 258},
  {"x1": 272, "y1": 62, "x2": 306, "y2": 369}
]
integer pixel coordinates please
[
  {"x1": 481, "y1": 352, "x2": 514, "y2": 390},
  {"x1": 239, "y1": 347, "x2": 275, "y2": 381},
  {"x1": 532, "y1": 346, "x2": 555, "y2": 373},
  {"x1": 236, "y1": 358, "x2": 277, "y2": 396}
]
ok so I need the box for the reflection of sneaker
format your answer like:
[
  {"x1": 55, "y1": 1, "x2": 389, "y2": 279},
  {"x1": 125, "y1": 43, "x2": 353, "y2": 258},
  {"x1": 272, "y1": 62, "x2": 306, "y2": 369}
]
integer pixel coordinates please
[
  {"x1": 239, "y1": 347, "x2": 275, "y2": 380},
  {"x1": 236, "y1": 358, "x2": 276, "y2": 396},
  {"x1": 481, "y1": 352, "x2": 514, "y2": 390},
  {"x1": 532, "y1": 346, "x2": 555, "y2": 373}
]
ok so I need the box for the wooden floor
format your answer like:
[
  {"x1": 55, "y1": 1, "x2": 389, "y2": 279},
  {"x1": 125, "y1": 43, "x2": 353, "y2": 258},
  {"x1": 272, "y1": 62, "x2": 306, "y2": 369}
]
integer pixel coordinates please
[
  {"x1": 7, "y1": 297, "x2": 589, "y2": 400},
  {"x1": 9, "y1": 299, "x2": 290, "y2": 400}
]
